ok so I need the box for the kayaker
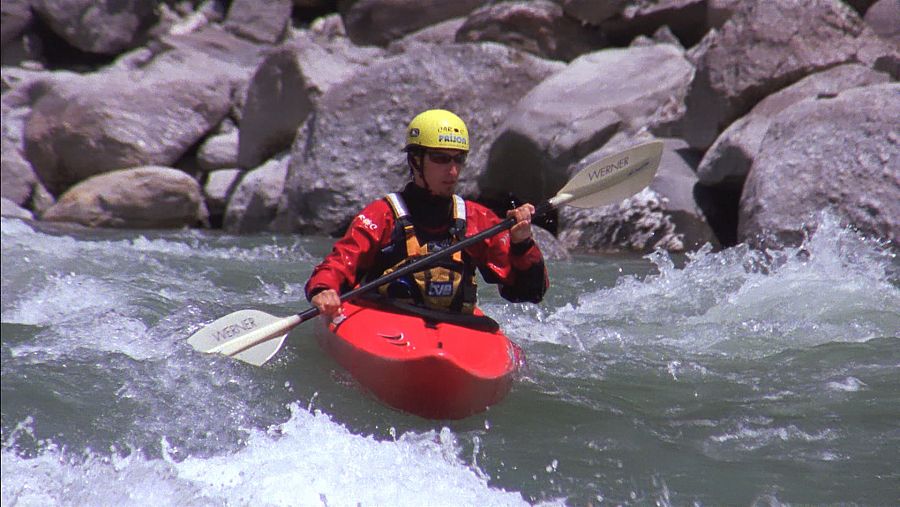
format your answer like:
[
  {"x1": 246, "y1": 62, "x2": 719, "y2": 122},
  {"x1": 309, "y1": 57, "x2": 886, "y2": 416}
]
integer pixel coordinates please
[{"x1": 306, "y1": 109, "x2": 548, "y2": 320}]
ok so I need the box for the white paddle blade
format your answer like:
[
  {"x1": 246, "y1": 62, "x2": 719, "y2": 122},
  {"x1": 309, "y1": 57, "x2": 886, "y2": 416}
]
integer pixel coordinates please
[
  {"x1": 231, "y1": 333, "x2": 288, "y2": 366},
  {"x1": 187, "y1": 309, "x2": 298, "y2": 366},
  {"x1": 554, "y1": 140, "x2": 664, "y2": 209}
]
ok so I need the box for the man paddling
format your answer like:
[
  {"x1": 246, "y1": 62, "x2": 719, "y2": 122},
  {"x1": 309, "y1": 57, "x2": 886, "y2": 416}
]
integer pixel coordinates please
[{"x1": 306, "y1": 109, "x2": 548, "y2": 320}]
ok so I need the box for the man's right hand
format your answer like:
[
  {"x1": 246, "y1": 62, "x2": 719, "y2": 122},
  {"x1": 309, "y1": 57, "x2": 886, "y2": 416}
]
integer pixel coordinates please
[{"x1": 311, "y1": 289, "x2": 343, "y2": 320}]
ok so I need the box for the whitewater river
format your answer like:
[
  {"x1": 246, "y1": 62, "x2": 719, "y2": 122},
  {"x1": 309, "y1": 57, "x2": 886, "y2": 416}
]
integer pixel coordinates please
[{"x1": 2, "y1": 214, "x2": 898, "y2": 506}]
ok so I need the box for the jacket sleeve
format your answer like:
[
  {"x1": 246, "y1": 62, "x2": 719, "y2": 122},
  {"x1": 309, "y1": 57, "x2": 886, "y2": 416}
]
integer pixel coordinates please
[
  {"x1": 465, "y1": 203, "x2": 549, "y2": 304},
  {"x1": 304, "y1": 201, "x2": 393, "y2": 300}
]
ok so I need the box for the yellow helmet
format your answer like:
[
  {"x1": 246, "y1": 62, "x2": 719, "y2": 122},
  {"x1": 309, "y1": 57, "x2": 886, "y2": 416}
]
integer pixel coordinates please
[{"x1": 404, "y1": 109, "x2": 469, "y2": 152}]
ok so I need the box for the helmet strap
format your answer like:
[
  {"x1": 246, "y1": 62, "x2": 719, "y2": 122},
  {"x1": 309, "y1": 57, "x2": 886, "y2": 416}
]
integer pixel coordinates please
[{"x1": 407, "y1": 150, "x2": 431, "y2": 193}]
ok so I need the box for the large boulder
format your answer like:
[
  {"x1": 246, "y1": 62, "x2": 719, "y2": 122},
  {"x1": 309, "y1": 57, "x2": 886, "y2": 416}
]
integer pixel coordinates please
[
  {"x1": 2, "y1": 103, "x2": 37, "y2": 206},
  {"x1": 198, "y1": 126, "x2": 240, "y2": 172},
  {"x1": 204, "y1": 168, "x2": 242, "y2": 225},
  {"x1": 223, "y1": 157, "x2": 288, "y2": 234},
  {"x1": 41, "y1": 166, "x2": 208, "y2": 228},
  {"x1": 697, "y1": 64, "x2": 891, "y2": 187},
  {"x1": 338, "y1": 0, "x2": 484, "y2": 47},
  {"x1": 387, "y1": 18, "x2": 467, "y2": 53},
  {"x1": 455, "y1": 0, "x2": 605, "y2": 62},
  {"x1": 156, "y1": 24, "x2": 271, "y2": 123},
  {"x1": 559, "y1": 136, "x2": 717, "y2": 253},
  {"x1": 1, "y1": 0, "x2": 32, "y2": 48},
  {"x1": 678, "y1": 0, "x2": 889, "y2": 150},
  {"x1": 238, "y1": 32, "x2": 384, "y2": 168},
  {"x1": 1, "y1": 135, "x2": 40, "y2": 206},
  {"x1": 1, "y1": 101, "x2": 55, "y2": 214},
  {"x1": 30, "y1": 0, "x2": 158, "y2": 55},
  {"x1": 272, "y1": 42, "x2": 564, "y2": 236},
  {"x1": 1, "y1": 197, "x2": 33, "y2": 220},
  {"x1": 738, "y1": 83, "x2": 899, "y2": 248},
  {"x1": 157, "y1": 23, "x2": 267, "y2": 71},
  {"x1": 532, "y1": 225, "x2": 570, "y2": 261},
  {"x1": 478, "y1": 43, "x2": 693, "y2": 206},
  {"x1": 224, "y1": 0, "x2": 292, "y2": 44},
  {"x1": 864, "y1": 0, "x2": 900, "y2": 42},
  {"x1": 24, "y1": 50, "x2": 237, "y2": 195}
]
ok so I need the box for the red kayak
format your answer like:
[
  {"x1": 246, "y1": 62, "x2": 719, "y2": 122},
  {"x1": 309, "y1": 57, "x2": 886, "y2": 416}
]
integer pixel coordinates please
[{"x1": 315, "y1": 298, "x2": 523, "y2": 419}]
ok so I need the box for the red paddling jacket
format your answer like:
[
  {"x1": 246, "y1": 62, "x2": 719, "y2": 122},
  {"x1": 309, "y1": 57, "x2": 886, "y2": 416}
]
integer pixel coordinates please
[{"x1": 305, "y1": 183, "x2": 548, "y2": 311}]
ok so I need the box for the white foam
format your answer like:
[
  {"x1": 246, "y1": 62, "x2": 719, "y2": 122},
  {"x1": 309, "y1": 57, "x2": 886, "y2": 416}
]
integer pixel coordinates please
[
  {"x1": 497, "y1": 212, "x2": 900, "y2": 358},
  {"x1": 1, "y1": 218, "x2": 314, "y2": 264},
  {"x1": 708, "y1": 420, "x2": 836, "y2": 452},
  {"x1": 825, "y1": 376, "x2": 867, "y2": 392},
  {"x1": 177, "y1": 404, "x2": 527, "y2": 506},
  {"x1": 2, "y1": 404, "x2": 528, "y2": 507},
  {"x1": 1, "y1": 273, "x2": 155, "y2": 361},
  {"x1": 1, "y1": 220, "x2": 316, "y2": 362}
]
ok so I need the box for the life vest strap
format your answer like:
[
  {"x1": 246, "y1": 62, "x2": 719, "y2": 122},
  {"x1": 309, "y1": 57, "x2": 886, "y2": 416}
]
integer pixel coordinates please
[{"x1": 375, "y1": 191, "x2": 476, "y2": 313}]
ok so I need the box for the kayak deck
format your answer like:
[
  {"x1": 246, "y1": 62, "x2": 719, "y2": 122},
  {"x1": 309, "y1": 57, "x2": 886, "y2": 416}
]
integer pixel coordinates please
[{"x1": 315, "y1": 299, "x2": 522, "y2": 419}]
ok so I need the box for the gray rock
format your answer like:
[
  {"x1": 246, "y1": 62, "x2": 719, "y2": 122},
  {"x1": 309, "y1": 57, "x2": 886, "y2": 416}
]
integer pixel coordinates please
[
  {"x1": 224, "y1": 158, "x2": 287, "y2": 234},
  {"x1": 2, "y1": 103, "x2": 34, "y2": 205},
  {"x1": 272, "y1": 42, "x2": 564, "y2": 236},
  {"x1": 1, "y1": 196, "x2": 33, "y2": 220},
  {"x1": 198, "y1": 130, "x2": 240, "y2": 171},
  {"x1": 532, "y1": 225, "x2": 570, "y2": 261},
  {"x1": 479, "y1": 44, "x2": 693, "y2": 206},
  {"x1": 24, "y1": 50, "x2": 236, "y2": 195},
  {"x1": 456, "y1": 0, "x2": 605, "y2": 62},
  {"x1": 864, "y1": 0, "x2": 900, "y2": 42},
  {"x1": 387, "y1": 18, "x2": 466, "y2": 53},
  {"x1": 158, "y1": 23, "x2": 268, "y2": 71},
  {"x1": 678, "y1": 0, "x2": 885, "y2": 150},
  {"x1": 1, "y1": 101, "x2": 56, "y2": 214},
  {"x1": 30, "y1": 0, "x2": 157, "y2": 55},
  {"x1": 238, "y1": 33, "x2": 383, "y2": 168},
  {"x1": 698, "y1": 64, "x2": 891, "y2": 187},
  {"x1": 339, "y1": 0, "x2": 484, "y2": 47},
  {"x1": 42, "y1": 166, "x2": 208, "y2": 228},
  {"x1": 1, "y1": 135, "x2": 38, "y2": 206},
  {"x1": 1, "y1": 0, "x2": 32, "y2": 47},
  {"x1": 224, "y1": 0, "x2": 292, "y2": 44},
  {"x1": 738, "y1": 83, "x2": 899, "y2": 248},
  {"x1": 204, "y1": 168, "x2": 242, "y2": 218}
]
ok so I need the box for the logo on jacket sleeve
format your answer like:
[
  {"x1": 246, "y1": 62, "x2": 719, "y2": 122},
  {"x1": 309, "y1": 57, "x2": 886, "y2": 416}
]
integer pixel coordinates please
[{"x1": 356, "y1": 214, "x2": 378, "y2": 230}]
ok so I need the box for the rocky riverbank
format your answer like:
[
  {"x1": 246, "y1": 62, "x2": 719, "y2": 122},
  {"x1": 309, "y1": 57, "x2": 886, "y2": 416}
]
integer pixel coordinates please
[{"x1": 2, "y1": 0, "x2": 897, "y2": 254}]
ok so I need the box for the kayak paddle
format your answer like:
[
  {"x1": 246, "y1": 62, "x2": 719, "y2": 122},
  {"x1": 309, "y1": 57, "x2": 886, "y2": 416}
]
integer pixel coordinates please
[{"x1": 186, "y1": 140, "x2": 664, "y2": 366}]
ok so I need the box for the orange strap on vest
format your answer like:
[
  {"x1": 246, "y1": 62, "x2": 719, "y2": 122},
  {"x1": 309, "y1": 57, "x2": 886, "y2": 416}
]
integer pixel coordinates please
[{"x1": 384, "y1": 193, "x2": 466, "y2": 259}]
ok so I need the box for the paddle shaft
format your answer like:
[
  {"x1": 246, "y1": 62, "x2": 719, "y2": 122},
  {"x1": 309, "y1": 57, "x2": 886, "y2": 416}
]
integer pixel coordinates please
[{"x1": 294, "y1": 198, "x2": 563, "y2": 324}]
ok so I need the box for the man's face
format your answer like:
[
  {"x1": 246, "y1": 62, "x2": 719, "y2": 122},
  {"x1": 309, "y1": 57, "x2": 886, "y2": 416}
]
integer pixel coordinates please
[{"x1": 415, "y1": 149, "x2": 467, "y2": 197}]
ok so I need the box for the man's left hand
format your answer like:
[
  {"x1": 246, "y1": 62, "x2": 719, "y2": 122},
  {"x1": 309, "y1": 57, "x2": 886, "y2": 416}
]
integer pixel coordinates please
[{"x1": 507, "y1": 203, "x2": 535, "y2": 244}]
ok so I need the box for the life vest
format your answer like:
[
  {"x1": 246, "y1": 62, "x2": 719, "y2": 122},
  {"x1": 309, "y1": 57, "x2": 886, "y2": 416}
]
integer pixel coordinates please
[{"x1": 367, "y1": 192, "x2": 478, "y2": 313}]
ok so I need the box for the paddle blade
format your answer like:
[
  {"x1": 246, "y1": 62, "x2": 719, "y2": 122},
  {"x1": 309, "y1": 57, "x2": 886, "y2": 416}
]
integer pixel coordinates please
[
  {"x1": 187, "y1": 309, "x2": 296, "y2": 366},
  {"x1": 231, "y1": 333, "x2": 288, "y2": 366},
  {"x1": 555, "y1": 140, "x2": 664, "y2": 209}
]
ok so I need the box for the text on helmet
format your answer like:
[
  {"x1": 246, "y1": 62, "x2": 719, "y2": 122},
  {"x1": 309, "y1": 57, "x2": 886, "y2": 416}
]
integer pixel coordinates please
[{"x1": 438, "y1": 134, "x2": 468, "y2": 145}]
